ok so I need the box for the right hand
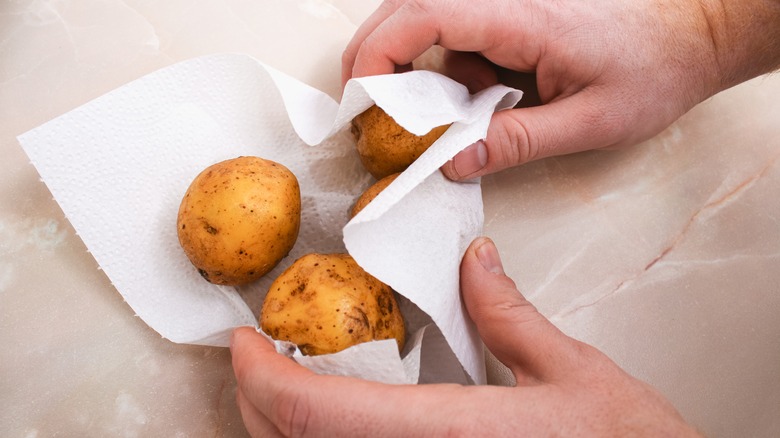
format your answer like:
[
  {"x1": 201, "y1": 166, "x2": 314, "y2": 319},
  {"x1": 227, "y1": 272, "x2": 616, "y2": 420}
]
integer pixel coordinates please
[{"x1": 342, "y1": 0, "x2": 776, "y2": 180}]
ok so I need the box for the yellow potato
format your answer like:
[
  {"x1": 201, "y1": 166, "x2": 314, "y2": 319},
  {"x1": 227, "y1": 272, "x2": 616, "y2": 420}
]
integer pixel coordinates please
[
  {"x1": 177, "y1": 156, "x2": 300, "y2": 286},
  {"x1": 260, "y1": 253, "x2": 405, "y2": 356},
  {"x1": 350, "y1": 172, "x2": 400, "y2": 218},
  {"x1": 351, "y1": 105, "x2": 450, "y2": 179}
]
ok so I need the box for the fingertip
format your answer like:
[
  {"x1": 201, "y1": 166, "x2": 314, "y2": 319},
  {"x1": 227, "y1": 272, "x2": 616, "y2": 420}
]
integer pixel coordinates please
[
  {"x1": 473, "y1": 237, "x2": 505, "y2": 275},
  {"x1": 231, "y1": 329, "x2": 316, "y2": 419},
  {"x1": 460, "y1": 238, "x2": 517, "y2": 315},
  {"x1": 455, "y1": 107, "x2": 546, "y2": 179},
  {"x1": 441, "y1": 141, "x2": 488, "y2": 181},
  {"x1": 442, "y1": 107, "x2": 537, "y2": 181},
  {"x1": 230, "y1": 326, "x2": 248, "y2": 351},
  {"x1": 230, "y1": 326, "x2": 281, "y2": 383},
  {"x1": 230, "y1": 326, "x2": 269, "y2": 352}
]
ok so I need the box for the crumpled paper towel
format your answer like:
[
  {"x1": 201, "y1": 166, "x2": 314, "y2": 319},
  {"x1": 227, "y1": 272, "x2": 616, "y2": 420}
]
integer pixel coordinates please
[{"x1": 18, "y1": 53, "x2": 522, "y2": 385}]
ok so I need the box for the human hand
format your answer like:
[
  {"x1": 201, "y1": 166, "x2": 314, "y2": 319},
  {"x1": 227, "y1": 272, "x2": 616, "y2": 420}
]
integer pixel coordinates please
[
  {"x1": 231, "y1": 237, "x2": 700, "y2": 437},
  {"x1": 342, "y1": 0, "x2": 780, "y2": 180}
]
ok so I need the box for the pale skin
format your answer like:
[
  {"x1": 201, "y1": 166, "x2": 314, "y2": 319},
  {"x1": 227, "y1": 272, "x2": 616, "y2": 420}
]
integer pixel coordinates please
[
  {"x1": 343, "y1": 0, "x2": 780, "y2": 180},
  {"x1": 232, "y1": 238, "x2": 700, "y2": 436},
  {"x1": 233, "y1": 0, "x2": 780, "y2": 435}
]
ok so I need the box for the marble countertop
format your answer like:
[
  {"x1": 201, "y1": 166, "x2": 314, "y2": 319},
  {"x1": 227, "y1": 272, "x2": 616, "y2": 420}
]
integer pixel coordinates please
[{"x1": 2, "y1": 1, "x2": 778, "y2": 436}]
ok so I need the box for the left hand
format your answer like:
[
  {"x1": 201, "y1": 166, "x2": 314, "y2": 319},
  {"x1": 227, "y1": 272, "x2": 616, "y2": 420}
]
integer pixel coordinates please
[{"x1": 230, "y1": 237, "x2": 699, "y2": 437}]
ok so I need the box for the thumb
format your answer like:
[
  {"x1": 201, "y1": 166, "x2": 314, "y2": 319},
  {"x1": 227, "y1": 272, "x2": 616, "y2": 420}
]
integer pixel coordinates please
[
  {"x1": 461, "y1": 237, "x2": 579, "y2": 383},
  {"x1": 442, "y1": 89, "x2": 629, "y2": 180}
]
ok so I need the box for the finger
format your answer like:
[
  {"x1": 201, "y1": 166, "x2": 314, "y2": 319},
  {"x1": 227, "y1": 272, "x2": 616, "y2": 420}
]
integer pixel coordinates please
[
  {"x1": 442, "y1": 88, "x2": 630, "y2": 180},
  {"x1": 230, "y1": 327, "x2": 316, "y2": 421},
  {"x1": 351, "y1": 0, "x2": 517, "y2": 81},
  {"x1": 236, "y1": 387, "x2": 285, "y2": 438},
  {"x1": 350, "y1": 3, "x2": 439, "y2": 80},
  {"x1": 460, "y1": 237, "x2": 579, "y2": 383},
  {"x1": 230, "y1": 327, "x2": 395, "y2": 436},
  {"x1": 231, "y1": 327, "x2": 477, "y2": 436},
  {"x1": 442, "y1": 50, "x2": 498, "y2": 94},
  {"x1": 342, "y1": 0, "x2": 406, "y2": 86},
  {"x1": 495, "y1": 68, "x2": 542, "y2": 108}
]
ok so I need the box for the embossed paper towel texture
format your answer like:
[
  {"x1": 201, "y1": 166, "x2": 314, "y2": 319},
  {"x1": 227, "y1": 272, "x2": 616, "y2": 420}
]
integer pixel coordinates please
[{"x1": 18, "y1": 53, "x2": 522, "y2": 384}]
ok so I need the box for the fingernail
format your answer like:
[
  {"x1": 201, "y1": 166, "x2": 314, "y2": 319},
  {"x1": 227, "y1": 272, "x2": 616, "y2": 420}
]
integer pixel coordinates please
[
  {"x1": 476, "y1": 237, "x2": 504, "y2": 275},
  {"x1": 453, "y1": 140, "x2": 487, "y2": 178}
]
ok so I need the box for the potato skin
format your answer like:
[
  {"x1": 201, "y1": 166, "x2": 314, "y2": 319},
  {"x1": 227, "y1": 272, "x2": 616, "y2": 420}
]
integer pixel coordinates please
[
  {"x1": 260, "y1": 253, "x2": 405, "y2": 356},
  {"x1": 351, "y1": 105, "x2": 450, "y2": 179},
  {"x1": 177, "y1": 156, "x2": 300, "y2": 286},
  {"x1": 350, "y1": 172, "x2": 400, "y2": 218}
]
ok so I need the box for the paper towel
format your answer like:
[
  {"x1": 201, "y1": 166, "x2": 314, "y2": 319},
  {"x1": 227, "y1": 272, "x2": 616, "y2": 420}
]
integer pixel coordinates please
[{"x1": 18, "y1": 53, "x2": 522, "y2": 385}]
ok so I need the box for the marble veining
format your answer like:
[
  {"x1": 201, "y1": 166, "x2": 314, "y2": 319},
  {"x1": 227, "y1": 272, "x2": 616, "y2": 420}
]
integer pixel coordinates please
[{"x1": 2, "y1": 0, "x2": 779, "y2": 436}]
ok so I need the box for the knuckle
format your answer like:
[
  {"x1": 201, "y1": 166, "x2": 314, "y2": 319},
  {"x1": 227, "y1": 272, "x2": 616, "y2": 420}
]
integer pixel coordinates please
[
  {"x1": 402, "y1": 0, "x2": 446, "y2": 25},
  {"x1": 404, "y1": 0, "x2": 460, "y2": 26},
  {"x1": 385, "y1": 0, "x2": 409, "y2": 8},
  {"x1": 497, "y1": 296, "x2": 539, "y2": 321},
  {"x1": 571, "y1": 339, "x2": 604, "y2": 363},
  {"x1": 380, "y1": 0, "x2": 414, "y2": 20},
  {"x1": 568, "y1": 339, "x2": 622, "y2": 379},
  {"x1": 579, "y1": 88, "x2": 638, "y2": 148},
  {"x1": 489, "y1": 112, "x2": 538, "y2": 169},
  {"x1": 499, "y1": 303, "x2": 552, "y2": 341},
  {"x1": 404, "y1": 0, "x2": 428, "y2": 14},
  {"x1": 513, "y1": 121, "x2": 540, "y2": 164},
  {"x1": 589, "y1": 108, "x2": 627, "y2": 145},
  {"x1": 270, "y1": 384, "x2": 313, "y2": 437}
]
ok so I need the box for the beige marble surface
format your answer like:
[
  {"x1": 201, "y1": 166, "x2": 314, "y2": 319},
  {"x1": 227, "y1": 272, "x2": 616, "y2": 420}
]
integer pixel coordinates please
[{"x1": 1, "y1": 0, "x2": 778, "y2": 436}]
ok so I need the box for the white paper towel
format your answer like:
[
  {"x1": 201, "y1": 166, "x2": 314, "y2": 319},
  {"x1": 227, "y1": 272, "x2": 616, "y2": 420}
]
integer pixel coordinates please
[{"x1": 18, "y1": 53, "x2": 522, "y2": 385}]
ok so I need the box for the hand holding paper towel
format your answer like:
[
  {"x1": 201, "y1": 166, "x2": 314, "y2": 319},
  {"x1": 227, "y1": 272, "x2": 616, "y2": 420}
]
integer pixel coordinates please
[{"x1": 18, "y1": 53, "x2": 522, "y2": 385}]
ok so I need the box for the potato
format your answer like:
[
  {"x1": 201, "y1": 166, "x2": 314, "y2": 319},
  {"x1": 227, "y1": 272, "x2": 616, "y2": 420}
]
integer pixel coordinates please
[
  {"x1": 177, "y1": 156, "x2": 300, "y2": 286},
  {"x1": 351, "y1": 105, "x2": 450, "y2": 179},
  {"x1": 350, "y1": 172, "x2": 400, "y2": 218},
  {"x1": 260, "y1": 253, "x2": 405, "y2": 356}
]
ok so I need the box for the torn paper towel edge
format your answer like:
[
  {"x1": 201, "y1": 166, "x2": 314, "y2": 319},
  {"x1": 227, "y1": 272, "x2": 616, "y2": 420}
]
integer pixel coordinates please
[{"x1": 17, "y1": 53, "x2": 522, "y2": 385}]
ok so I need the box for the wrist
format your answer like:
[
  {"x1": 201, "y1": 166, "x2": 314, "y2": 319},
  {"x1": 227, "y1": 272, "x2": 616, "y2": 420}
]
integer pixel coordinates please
[{"x1": 696, "y1": 0, "x2": 780, "y2": 91}]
